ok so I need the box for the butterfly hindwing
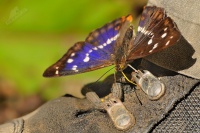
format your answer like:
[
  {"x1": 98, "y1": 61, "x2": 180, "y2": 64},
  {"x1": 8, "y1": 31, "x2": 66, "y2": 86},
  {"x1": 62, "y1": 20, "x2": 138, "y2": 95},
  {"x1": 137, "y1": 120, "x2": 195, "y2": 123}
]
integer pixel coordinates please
[
  {"x1": 43, "y1": 15, "x2": 133, "y2": 77},
  {"x1": 127, "y1": 6, "x2": 181, "y2": 61}
]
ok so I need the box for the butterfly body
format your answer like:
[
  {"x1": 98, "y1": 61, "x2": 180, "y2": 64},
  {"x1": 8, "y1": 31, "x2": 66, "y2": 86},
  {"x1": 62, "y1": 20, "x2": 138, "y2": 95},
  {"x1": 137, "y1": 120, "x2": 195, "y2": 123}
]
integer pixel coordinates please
[
  {"x1": 43, "y1": 6, "x2": 181, "y2": 77},
  {"x1": 114, "y1": 25, "x2": 135, "y2": 71}
]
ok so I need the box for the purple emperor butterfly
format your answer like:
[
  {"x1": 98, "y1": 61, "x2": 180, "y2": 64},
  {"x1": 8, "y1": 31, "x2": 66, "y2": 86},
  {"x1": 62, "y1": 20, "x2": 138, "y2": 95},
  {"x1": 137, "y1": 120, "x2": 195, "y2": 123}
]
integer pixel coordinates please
[{"x1": 43, "y1": 6, "x2": 181, "y2": 77}]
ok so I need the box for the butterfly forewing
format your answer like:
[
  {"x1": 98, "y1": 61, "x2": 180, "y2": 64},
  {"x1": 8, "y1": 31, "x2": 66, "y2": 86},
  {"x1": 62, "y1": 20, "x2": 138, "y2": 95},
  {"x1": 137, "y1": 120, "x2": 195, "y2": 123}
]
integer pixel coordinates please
[
  {"x1": 43, "y1": 15, "x2": 133, "y2": 77},
  {"x1": 127, "y1": 6, "x2": 181, "y2": 61},
  {"x1": 137, "y1": 6, "x2": 165, "y2": 33}
]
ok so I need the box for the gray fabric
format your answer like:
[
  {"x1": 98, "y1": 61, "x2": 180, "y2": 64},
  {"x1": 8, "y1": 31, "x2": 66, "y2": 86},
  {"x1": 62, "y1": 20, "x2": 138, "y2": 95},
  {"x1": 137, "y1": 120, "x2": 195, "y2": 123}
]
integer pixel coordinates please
[
  {"x1": 152, "y1": 85, "x2": 200, "y2": 133},
  {"x1": 146, "y1": 0, "x2": 200, "y2": 79},
  {"x1": 0, "y1": 73, "x2": 199, "y2": 133}
]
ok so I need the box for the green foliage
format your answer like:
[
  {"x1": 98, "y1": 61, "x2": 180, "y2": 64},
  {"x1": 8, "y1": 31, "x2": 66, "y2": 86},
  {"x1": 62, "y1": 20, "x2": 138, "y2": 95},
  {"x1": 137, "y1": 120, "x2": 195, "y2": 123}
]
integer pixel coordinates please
[
  {"x1": 0, "y1": 0, "x2": 133, "y2": 32},
  {"x1": 0, "y1": 0, "x2": 147, "y2": 100}
]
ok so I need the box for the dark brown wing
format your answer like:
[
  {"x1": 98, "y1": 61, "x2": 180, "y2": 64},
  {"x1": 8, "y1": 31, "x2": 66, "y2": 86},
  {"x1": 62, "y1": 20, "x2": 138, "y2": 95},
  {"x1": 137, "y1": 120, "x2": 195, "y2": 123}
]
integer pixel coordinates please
[{"x1": 127, "y1": 6, "x2": 181, "y2": 61}]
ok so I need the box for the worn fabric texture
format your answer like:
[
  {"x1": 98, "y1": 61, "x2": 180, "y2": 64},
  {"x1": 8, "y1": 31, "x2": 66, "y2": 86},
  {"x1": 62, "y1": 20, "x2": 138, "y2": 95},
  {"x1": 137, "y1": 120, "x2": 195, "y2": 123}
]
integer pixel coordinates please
[
  {"x1": 152, "y1": 84, "x2": 200, "y2": 133},
  {"x1": 0, "y1": 70, "x2": 199, "y2": 133}
]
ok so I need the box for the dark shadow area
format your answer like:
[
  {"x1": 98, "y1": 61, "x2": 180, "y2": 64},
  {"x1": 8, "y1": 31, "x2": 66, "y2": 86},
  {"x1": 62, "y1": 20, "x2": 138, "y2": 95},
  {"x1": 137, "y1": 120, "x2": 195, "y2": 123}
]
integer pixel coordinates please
[
  {"x1": 75, "y1": 110, "x2": 93, "y2": 118},
  {"x1": 81, "y1": 75, "x2": 114, "y2": 98},
  {"x1": 63, "y1": 94, "x2": 74, "y2": 98},
  {"x1": 140, "y1": 59, "x2": 178, "y2": 77}
]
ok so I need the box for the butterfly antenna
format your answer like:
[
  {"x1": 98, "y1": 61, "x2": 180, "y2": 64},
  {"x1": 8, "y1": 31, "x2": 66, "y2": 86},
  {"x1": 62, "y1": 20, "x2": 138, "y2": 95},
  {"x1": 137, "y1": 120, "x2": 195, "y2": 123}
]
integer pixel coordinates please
[{"x1": 94, "y1": 66, "x2": 115, "y2": 83}]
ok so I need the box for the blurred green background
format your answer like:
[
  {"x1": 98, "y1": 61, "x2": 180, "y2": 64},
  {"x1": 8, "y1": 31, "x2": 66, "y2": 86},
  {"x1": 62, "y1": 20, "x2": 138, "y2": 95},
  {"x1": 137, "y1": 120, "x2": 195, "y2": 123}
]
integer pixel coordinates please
[{"x1": 0, "y1": 0, "x2": 147, "y2": 124}]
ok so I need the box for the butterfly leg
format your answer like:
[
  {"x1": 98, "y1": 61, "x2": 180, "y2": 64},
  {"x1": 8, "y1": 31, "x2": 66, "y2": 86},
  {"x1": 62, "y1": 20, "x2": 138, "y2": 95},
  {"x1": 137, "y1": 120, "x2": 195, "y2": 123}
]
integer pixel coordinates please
[{"x1": 127, "y1": 64, "x2": 138, "y2": 72}]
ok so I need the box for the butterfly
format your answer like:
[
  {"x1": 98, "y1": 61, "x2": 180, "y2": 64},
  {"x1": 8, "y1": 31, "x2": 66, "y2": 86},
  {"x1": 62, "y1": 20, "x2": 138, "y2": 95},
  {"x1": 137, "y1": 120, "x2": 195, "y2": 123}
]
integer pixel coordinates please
[{"x1": 43, "y1": 6, "x2": 181, "y2": 77}]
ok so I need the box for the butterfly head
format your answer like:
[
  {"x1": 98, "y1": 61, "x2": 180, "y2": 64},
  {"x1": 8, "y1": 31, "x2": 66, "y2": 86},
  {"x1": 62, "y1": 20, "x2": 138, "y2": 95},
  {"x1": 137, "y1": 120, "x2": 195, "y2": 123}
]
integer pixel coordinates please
[{"x1": 115, "y1": 56, "x2": 127, "y2": 72}]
